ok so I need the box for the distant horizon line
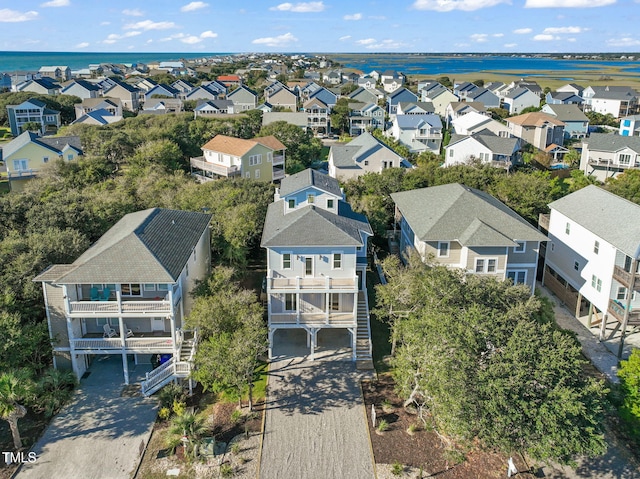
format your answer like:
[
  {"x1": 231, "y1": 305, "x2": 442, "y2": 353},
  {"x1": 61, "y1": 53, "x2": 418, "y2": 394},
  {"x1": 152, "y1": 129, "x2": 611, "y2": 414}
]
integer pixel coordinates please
[{"x1": 1, "y1": 50, "x2": 639, "y2": 56}]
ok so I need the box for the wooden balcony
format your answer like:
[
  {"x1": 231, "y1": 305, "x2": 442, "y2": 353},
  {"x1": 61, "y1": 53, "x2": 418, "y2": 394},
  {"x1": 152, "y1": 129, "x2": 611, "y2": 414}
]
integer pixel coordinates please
[
  {"x1": 608, "y1": 299, "x2": 640, "y2": 325},
  {"x1": 8, "y1": 169, "x2": 38, "y2": 179},
  {"x1": 272, "y1": 154, "x2": 284, "y2": 166},
  {"x1": 268, "y1": 276, "x2": 357, "y2": 292},
  {"x1": 67, "y1": 298, "x2": 171, "y2": 317},
  {"x1": 612, "y1": 265, "x2": 640, "y2": 288},
  {"x1": 190, "y1": 157, "x2": 240, "y2": 177},
  {"x1": 270, "y1": 311, "x2": 355, "y2": 326}
]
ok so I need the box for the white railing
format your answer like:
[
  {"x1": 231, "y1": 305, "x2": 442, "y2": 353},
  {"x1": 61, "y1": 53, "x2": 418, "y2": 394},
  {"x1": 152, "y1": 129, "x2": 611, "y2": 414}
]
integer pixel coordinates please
[
  {"x1": 190, "y1": 157, "x2": 240, "y2": 176},
  {"x1": 140, "y1": 357, "x2": 192, "y2": 396},
  {"x1": 268, "y1": 275, "x2": 357, "y2": 291},
  {"x1": 359, "y1": 291, "x2": 373, "y2": 359},
  {"x1": 270, "y1": 312, "x2": 354, "y2": 325},
  {"x1": 70, "y1": 336, "x2": 175, "y2": 351},
  {"x1": 8, "y1": 169, "x2": 38, "y2": 178},
  {"x1": 272, "y1": 155, "x2": 285, "y2": 165},
  {"x1": 67, "y1": 300, "x2": 171, "y2": 315}
]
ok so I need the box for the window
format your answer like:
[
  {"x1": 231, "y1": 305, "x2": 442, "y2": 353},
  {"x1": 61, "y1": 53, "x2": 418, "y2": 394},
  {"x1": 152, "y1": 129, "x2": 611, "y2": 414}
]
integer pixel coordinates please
[
  {"x1": 121, "y1": 283, "x2": 141, "y2": 296},
  {"x1": 245, "y1": 172, "x2": 250, "y2": 178},
  {"x1": 574, "y1": 261, "x2": 579, "y2": 271},
  {"x1": 507, "y1": 271, "x2": 527, "y2": 285},
  {"x1": 330, "y1": 293, "x2": 340, "y2": 311},
  {"x1": 186, "y1": 264, "x2": 189, "y2": 277},
  {"x1": 591, "y1": 275, "x2": 602, "y2": 292},
  {"x1": 327, "y1": 199, "x2": 334, "y2": 209},
  {"x1": 594, "y1": 240, "x2": 600, "y2": 254},
  {"x1": 332, "y1": 253, "x2": 342, "y2": 269},
  {"x1": 288, "y1": 199, "x2": 296, "y2": 209},
  {"x1": 304, "y1": 257, "x2": 313, "y2": 276},
  {"x1": 255, "y1": 169, "x2": 260, "y2": 179},
  {"x1": 43, "y1": 157, "x2": 49, "y2": 163},
  {"x1": 449, "y1": 149, "x2": 454, "y2": 157},
  {"x1": 282, "y1": 253, "x2": 291, "y2": 269},
  {"x1": 619, "y1": 153, "x2": 631, "y2": 165},
  {"x1": 307, "y1": 194, "x2": 315, "y2": 204},
  {"x1": 565, "y1": 222, "x2": 571, "y2": 235},
  {"x1": 437, "y1": 241, "x2": 449, "y2": 258},
  {"x1": 143, "y1": 284, "x2": 156, "y2": 292},
  {"x1": 284, "y1": 293, "x2": 296, "y2": 311},
  {"x1": 67, "y1": 154, "x2": 73, "y2": 161},
  {"x1": 364, "y1": 160, "x2": 369, "y2": 166},
  {"x1": 513, "y1": 241, "x2": 525, "y2": 253},
  {"x1": 13, "y1": 159, "x2": 28, "y2": 171},
  {"x1": 617, "y1": 287, "x2": 628, "y2": 301},
  {"x1": 475, "y1": 258, "x2": 498, "y2": 273},
  {"x1": 157, "y1": 284, "x2": 170, "y2": 291},
  {"x1": 249, "y1": 154, "x2": 262, "y2": 166},
  {"x1": 267, "y1": 152, "x2": 273, "y2": 162}
]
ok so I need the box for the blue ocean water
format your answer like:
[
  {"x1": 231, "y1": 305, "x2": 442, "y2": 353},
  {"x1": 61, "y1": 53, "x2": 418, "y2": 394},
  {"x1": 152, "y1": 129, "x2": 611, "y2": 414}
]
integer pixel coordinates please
[
  {"x1": 329, "y1": 53, "x2": 640, "y2": 75},
  {"x1": 0, "y1": 51, "x2": 227, "y2": 73}
]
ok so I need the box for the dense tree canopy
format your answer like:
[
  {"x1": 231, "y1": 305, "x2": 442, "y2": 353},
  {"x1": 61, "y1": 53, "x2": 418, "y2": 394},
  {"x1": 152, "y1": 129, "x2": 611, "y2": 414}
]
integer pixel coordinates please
[
  {"x1": 378, "y1": 254, "x2": 608, "y2": 464},
  {"x1": 258, "y1": 121, "x2": 322, "y2": 173}
]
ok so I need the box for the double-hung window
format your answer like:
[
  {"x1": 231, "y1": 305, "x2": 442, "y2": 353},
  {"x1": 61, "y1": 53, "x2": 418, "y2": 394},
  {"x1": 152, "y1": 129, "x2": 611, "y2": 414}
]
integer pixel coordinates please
[
  {"x1": 475, "y1": 258, "x2": 497, "y2": 273},
  {"x1": 332, "y1": 253, "x2": 342, "y2": 269},
  {"x1": 282, "y1": 253, "x2": 292, "y2": 270},
  {"x1": 437, "y1": 241, "x2": 449, "y2": 258}
]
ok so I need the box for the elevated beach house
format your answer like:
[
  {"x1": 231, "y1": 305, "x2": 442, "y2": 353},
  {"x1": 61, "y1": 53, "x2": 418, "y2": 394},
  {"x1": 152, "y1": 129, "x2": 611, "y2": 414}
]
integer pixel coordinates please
[
  {"x1": 34, "y1": 208, "x2": 212, "y2": 395},
  {"x1": 261, "y1": 169, "x2": 373, "y2": 362},
  {"x1": 392, "y1": 184, "x2": 547, "y2": 294}
]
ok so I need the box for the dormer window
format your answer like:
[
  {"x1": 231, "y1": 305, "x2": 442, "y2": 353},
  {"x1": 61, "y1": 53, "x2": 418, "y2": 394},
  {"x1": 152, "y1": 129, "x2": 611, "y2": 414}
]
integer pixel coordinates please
[
  {"x1": 307, "y1": 194, "x2": 315, "y2": 204},
  {"x1": 288, "y1": 199, "x2": 296, "y2": 209},
  {"x1": 513, "y1": 241, "x2": 525, "y2": 253},
  {"x1": 327, "y1": 199, "x2": 334, "y2": 209}
]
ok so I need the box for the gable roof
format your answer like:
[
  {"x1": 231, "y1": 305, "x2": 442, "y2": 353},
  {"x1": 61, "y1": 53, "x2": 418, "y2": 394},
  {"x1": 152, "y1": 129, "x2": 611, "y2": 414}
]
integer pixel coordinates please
[
  {"x1": 543, "y1": 104, "x2": 588, "y2": 122},
  {"x1": 35, "y1": 208, "x2": 211, "y2": 284},
  {"x1": 391, "y1": 184, "x2": 546, "y2": 246},
  {"x1": 2, "y1": 131, "x2": 82, "y2": 158},
  {"x1": 261, "y1": 201, "x2": 372, "y2": 247},
  {"x1": 505, "y1": 87, "x2": 536, "y2": 99},
  {"x1": 227, "y1": 84, "x2": 257, "y2": 98},
  {"x1": 449, "y1": 101, "x2": 487, "y2": 114},
  {"x1": 279, "y1": 168, "x2": 342, "y2": 197},
  {"x1": 396, "y1": 114, "x2": 442, "y2": 130},
  {"x1": 201, "y1": 135, "x2": 285, "y2": 156},
  {"x1": 583, "y1": 132, "x2": 640, "y2": 154},
  {"x1": 330, "y1": 132, "x2": 403, "y2": 168},
  {"x1": 506, "y1": 112, "x2": 565, "y2": 127},
  {"x1": 549, "y1": 185, "x2": 640, "y2": 258}
]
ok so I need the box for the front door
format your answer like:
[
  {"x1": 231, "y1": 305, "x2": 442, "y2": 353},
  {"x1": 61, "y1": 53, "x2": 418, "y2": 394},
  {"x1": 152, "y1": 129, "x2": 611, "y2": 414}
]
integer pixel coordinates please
[
  {"x1": 151, "y1": 317, "x2": 165, "y2": 332},
  {"x1": 304, "y1": 257, "x2": 314, "y2": 277}
]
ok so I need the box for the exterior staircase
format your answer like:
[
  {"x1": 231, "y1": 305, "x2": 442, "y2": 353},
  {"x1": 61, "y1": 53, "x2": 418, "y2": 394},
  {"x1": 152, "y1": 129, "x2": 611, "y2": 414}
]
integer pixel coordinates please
[
  {"x1": 140, "y1": 330, "x2": 197, "y2": 396},
  {"x1": 356, "y1": 291, "x2": 374, "y2": 370}
]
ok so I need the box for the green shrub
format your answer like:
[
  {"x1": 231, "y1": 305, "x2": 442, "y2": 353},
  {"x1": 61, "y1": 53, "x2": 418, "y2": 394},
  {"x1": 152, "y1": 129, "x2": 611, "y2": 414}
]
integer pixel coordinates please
[
  {"x1": 32, "y1": 368, "x2": 76, "y2": 418},
  {"x1": 172, "y1": 399, "x2": 186, "y2": 417},
  {"x1": 391, "y1": 461, "x2": 404, "y2": 476},
  {"x1": 618, "y1": 348, "x2": 640, "y2": 440},
  {"x1": 158, "y1": 383, "x2": 185, "y2": 409},
  {"x1": 376, "y1": 419, "x2": 389, "y2": 433},
  {"x1": 230, "y1": 409, "x2": 243, "y2": 424},
  {"x1": 220, "y1": 463, "x2": 234, "y2": 477},
  {"x1": 158, "y1": 407, "x2": 171, "y2": 420},
  {"x1": 230, "y1": 442, "x2": 241, "y2": 455}
]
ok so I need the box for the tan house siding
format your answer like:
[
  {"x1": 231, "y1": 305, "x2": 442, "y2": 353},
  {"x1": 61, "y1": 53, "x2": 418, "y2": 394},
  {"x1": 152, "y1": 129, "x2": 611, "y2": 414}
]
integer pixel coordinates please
[
  {"x1": 465, "y1": 246, "x2": 508, "y2": 277},
  {"x1": 423, "y1": 241, "x2": 463, "y2": 266},
  {"x1": 45, "y1": 282, "x2": 69, "y2": 348}
]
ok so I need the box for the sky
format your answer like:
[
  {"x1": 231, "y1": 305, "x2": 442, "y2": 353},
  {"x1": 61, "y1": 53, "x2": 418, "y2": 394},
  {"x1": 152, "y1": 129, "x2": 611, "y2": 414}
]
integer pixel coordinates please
[{"x1": 0, "y1": 0, "x2": 639, "y2": 53}]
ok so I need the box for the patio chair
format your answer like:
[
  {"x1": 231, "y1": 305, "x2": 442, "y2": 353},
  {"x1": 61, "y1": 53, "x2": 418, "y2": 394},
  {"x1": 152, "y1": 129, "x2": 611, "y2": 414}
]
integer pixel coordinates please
[
  {"x1": 90, "y1": 287, "x2": 100, "y2": 301},
  {"x1": 103, "y1": 324, "x2": 117, "y2": 338},
  {"x1": 100, "y1": 287, "x2": 111, "y2": 301},
  {"x1": 123, "y1": 323, "x2": 134, "y2": 338}
]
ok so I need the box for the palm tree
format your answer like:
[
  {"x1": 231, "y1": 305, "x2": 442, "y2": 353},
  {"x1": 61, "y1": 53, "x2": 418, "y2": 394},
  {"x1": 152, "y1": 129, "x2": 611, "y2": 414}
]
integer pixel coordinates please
[
  {"x1": 166, "y1": 411, "x2": 209, "y2": 459},
  {"x1": 0, "y1": 371, "x2": 32, "y2": 450}
]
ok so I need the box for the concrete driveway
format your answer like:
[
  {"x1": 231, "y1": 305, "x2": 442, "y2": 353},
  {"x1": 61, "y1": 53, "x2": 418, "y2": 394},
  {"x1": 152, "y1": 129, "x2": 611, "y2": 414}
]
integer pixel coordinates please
[
  {"x1": 16, "y1": 355, "x2": 157, "y2": 479},
  {"x1": 259, "y1": 329, "x2": 376, "y2": 479}
]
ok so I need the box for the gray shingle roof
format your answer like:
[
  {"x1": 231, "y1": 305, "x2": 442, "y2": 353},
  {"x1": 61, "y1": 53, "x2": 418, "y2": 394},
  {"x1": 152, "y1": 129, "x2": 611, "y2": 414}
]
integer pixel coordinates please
[
  {"x1": 544, "y1": 104, "x2": 588, "y2": 122},
  {"x1": 391, "y1": 184, "x2": 547, "y2": 246},
  {"x1": 549, "y1": 185, "x2": 640, "y2": 258},
  {"x1": 329, "y1": 132, "x2": 401, "y2": 168},
  {"x1": 38, "y1": 208, "x2": 211, "y2": 284},
  {"x1": 278, "y1": 169, "x2": 342, "y2": 197},
  {"x1": 583, "y1": 133, "x2": 640, "y2": 154},
  {"x1": 261, "y1": 202, "x2": 372, "y2": 247},
  {"x1": 474, "y1": 134, "x2": 520, "y2": 155}
]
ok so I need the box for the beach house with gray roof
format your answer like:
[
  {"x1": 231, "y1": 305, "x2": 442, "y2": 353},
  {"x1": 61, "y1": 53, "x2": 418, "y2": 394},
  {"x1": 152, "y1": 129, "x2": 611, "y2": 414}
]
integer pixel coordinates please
[
  {"x1": 261, "y1": 169, "x2": 373, "y2": 362},
  {"x1": 392, "y1": 184, "x2": 547, "y2": 294},
  {"x1": 328, "y1": 132, "x2": 409, "y2": 180},
  {"x1": 542, "y1": 185, "x2": 640, "y2": 358},
  {"x1": 445, "y1": 132, "x2": 521, "y2": 169},
  {"x1": 33, "y1": 208, "x2": 212, "y2": 394},
  {"x1": 6, "y1": 98, "x2": 61, "y2": 136},
  {"x1": 579, "y1": 133, "x2": 640, "y2": 181},
  {"x1": 388, "y1": 113, "x2": 443, "y2": 153},
  {"x1": 541, "y1": 104, "x2": 589, "y2": 139}
]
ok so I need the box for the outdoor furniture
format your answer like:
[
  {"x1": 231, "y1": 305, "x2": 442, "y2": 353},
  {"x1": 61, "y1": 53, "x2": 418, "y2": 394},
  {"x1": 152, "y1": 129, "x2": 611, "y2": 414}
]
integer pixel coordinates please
[
  {"x1": 100, "y1": 287, "x2": 111, "y2": 301},
  {"x1": 123, "y1": 324, "x2": 134, "y2": 338},
  {"x1": 103, "y1": 324, "x2": 117, "y2": 338},
  {"x1": 90, "y1": 287, "x2": 100, "y2": 301}
]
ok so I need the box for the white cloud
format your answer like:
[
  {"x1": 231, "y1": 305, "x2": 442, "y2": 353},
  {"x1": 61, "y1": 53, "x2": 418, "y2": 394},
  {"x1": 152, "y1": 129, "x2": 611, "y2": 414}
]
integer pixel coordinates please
[
  {"x1": 542, "y1": 26, "x2": 583, "y2": 34},
  {"x1": 412, "y1": 0, "x2": 510, "y2": 12},
  {"x1": 200, "y1": 30, "x2": 218, "y2": 38},
  {"x1": 533, "y1": 33, "x2": 560, "y2": 41},
  {"x1": 493, "y1": 33, "x2": 504, "y2": 37},
  {"x1": 181, "y1": 35, "x2": 202, "y2": 44},
  {"x1": 513, "y1": 28, "x2": 532, "y2": 34},
  {"x1": 103, "y1": 31, "x2": 142, "y2": 43},
  {"x1": 124, "y1": 20, "x2": 176, "y2": 30},
  {"x1": 0, "y1": 9, "x2": 38, "y2": 22},
  {"x1": 40, "y1": 0, "x2": 69, "y2": 7},
  {"x1": 504, "y1": 43, "x2": 518, "y2": 47},
  {"x1": 567, "y1": 37, "x2": 577, "y2": 42},
  {"x1": 339, "y1": 35, "x2": 351, "y2": 41},
  {"x1": 525, "y1": 0, "x2": 614, "y2": 7},
  {"x1": 356, "y1": 38, "x2": 377, "y2": 45},
  {"x1": 122, "y1": 9, "x2": 144, "y2": 16},
  {"x1": 344, "y1": 13, "x2": 362, "y2": 20},
  {"x1": 606, "y1": 37, "x2": 640, "y2": 47},
  {"x1": 76, "y1": 42, "x2": 89, "y2": 48},
  {"x1": 160, "y1": 33, "x2": 186, "y2": 42},
  {"x1": 364, "y1": 39, "x2": 407, "y2": 50},
  {"x1": 251, "y1": 32, "x2": 298, "y2": 47},
  {"x1": 270, "y1": 2, "x2": 325, "y2": 12},
  {"x1": 471, "y1": 33, "x2": 489, "y2": 42},
  {"x1": 181, "y1": 2, "x2": 209, "y2": 12}
]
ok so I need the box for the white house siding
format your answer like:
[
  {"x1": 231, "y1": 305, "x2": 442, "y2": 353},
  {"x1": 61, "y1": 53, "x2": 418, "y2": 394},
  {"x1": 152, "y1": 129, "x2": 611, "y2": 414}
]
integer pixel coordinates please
[
  {"x1": 279, "y1": 187, "x2": 341, "y2": 213},
  {"x1": 268, "y1": 246, "x2": 357, "y2": 281},
  {"x1": 180, "y1": 227, "x2": 211, "y2": 316},
  {"x1": 545, "y1": 209, "x2": 616, "y2": 313},
  {"x1": 579, "y1": 145, "x2": 640, "y2": 182},
  {"x1": 445, "y1": 138, "x2": 491, "y2": 166}
]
